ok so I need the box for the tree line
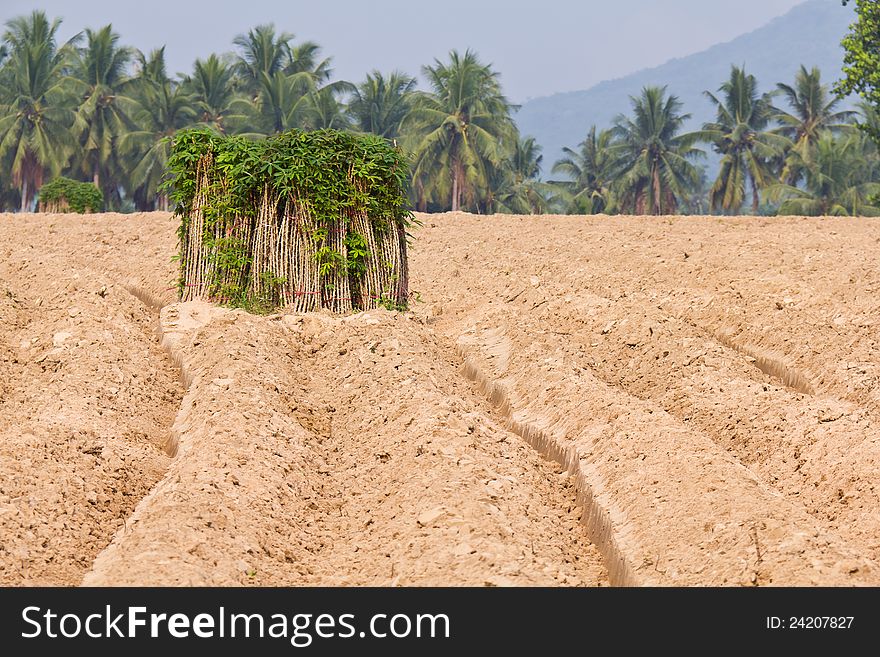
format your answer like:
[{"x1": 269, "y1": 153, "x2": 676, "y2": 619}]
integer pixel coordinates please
[
  {"x1": 555, "y1": 67, "x2": 880, "y2": 216},
  {"x1": 0, "y1": 11, "x2": 536, "y2": 214},
  {"x1": 1, "y1": 9, "x2": 878, "y2": 216}
]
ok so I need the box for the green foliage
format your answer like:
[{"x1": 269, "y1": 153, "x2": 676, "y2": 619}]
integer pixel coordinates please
[
  {"x1": 344, "y1": 231, "x2": 370, "y2": 276},
  {"x1": 837, "y1": 0, "x2": 880, "y2": 144},
  {"x1": 377, "y1": 296, "x2": 407, "y2": 312},
  {"x1": 349, "y1": 70, "x2": 417, "y2": 139},
  {"x1": 403, "y1": 49, "x2": 517, "y2": 212},
  {"x1": 611, "y1": 86, "x2": 703, "y2": 215},
  {"x1": 766, "y1": 131, "x2": 880, "y2": 216},
  {"x1": 165, "y1": 127, "x2": 412, "y2": 231},
  {"x1": 0, "y1": 10, "x2": 80, "y2": 211},
  {"x1": 772, "y1": 66, "x2": 855, "y2": 185},
  {"x1": 489, "y1": 136, "x2": 552, "y2": 214},
  {"x1": 164, "y1": 127, "x2": 412, "y2": 311},
  {"x1": 119, "y1": 48, "x2": 197, "y2": 210},
  {"x1": 2, "y1": 10, "x2": 879, "y2": 218},
  {"x1": 72, "y1": 24, "x2": 135, "y2": 208},
  {"x1": 551, "y1": 126, "x2": 621, "y2": 214},
  {"x1": 38, "y1": 176, "x2": 103, "y2": 212},
  {"x1": 699, "y1": 66, "x2": 790, "y2": 214},
  {"x1": 315, "y1": 246, "x2": 345, "y2": 276}
]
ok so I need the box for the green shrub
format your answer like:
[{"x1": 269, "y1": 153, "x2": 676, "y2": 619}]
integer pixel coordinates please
[
  {"x1": 38, "y1": 177, "x2": 104, "y2": 213},
  {"x1": 163, "y1": 128, "x2": 414, "y2": 314}
]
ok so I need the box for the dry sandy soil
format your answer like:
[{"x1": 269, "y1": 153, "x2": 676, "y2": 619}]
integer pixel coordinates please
[{"x1": 1, "y1": 210, "x2": 878, "y2": 586}]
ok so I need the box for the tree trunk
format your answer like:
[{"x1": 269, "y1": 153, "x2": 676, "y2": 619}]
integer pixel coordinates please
[
  {"x1": 653, "y1": 165, "x2": 662, "y2": 215},
  {"x1": 93, "y1": 169, "x2": 100, "y2": 189},
  {"x1": 414, "y1": 179, "x2": 427, "y2": 212},
  {"x1": 451, "y1": 166, "x2": 460, "y2": 213},
  {"x1": 752, "y1": 176, "x2": 760, "y2": 214},
  {"x1": 20, "y1": 179, "x2": 28, "y2": 213}
]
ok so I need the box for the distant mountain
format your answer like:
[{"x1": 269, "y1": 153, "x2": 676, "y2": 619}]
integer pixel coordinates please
[{"x1": 517, "y1": 0, "x2": 857, "y2": 177}]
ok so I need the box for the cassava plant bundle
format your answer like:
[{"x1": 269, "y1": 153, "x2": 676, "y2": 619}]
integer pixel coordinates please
[
  {"x1": 164, "y1": 128, "x2": 413, "y2": 313},
  {"x1": 37, "y1": 177, "x2": 104, "y2": 214}
]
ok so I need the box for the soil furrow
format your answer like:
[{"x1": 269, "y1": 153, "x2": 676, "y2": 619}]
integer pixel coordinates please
[
  {"x1": 411, "y1": 212, "x2": 880, "y2": 583},
  {"x1": 4, "y1": 210, "x2": 879, "y2": 587},
  {"x1": 85, "y1": 304, "x2": 608, "y2": 585},
  {"x1": 0, "y1": 222, "x2": 182, "y2": 585}
]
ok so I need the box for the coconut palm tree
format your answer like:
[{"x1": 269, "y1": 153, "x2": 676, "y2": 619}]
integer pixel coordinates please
[
  {"x1": 489, "y1": 135, "x2": 551, "y2": 214},
  {"x1": 287, "y1": 41, "x2": 332, "y2": 83},
  {"x1": 611, "y1": 86, "x2": 702, "y2": 215},
  {"x1": 71, "y1": 24, "x2": 135, "y2": 205},
  {"x1": 551, "y1": 125, "x2": 621, "y2": 214},
  {"x1": 855, "y1": 100, "x2": 880, "y2": 146},
  {"x1": 767, "y1": 131, "x2": 880, "y2": 216},
  {"x1": 348, "y1": 70, "x2": 416, "y2": 139},
  {"x1": 233, "y1": 25, "x2": 303, "y2": 134},
  {"x1": 679, "y1": 166, "x2": 711, "y2": 215},
  {"x1": 0, "y1": 11, "x2": 80, "y2": 211},
  {"x1": 233, "y1": 25, "x2": 341, "y2": 136},
  {"x1": 134, "y1": 46, "x2": 169, "y2": 86},
  {"x1": 120, "y1": 48, "x2": 196, "y2": 209},
  {"x1": 700, "y1": 66, "x2": 790, "y2": 214},
  {"x1": 299, "y1": 81, "x2": 354, "y2": 131},
  {"x1": 403, "y1": 49, "x2": 516, "y2": 212},
  {"x1": 239, "y1": 68, "x2": 316, "y2": 135},
  {"x1": 184, "y1": 54, "x2": 246, "y2": 134},
  {"x1": 233, "y1": 24, "x2": 294, "y2": 98},
  {"x1": 773, "y1": 66, "x2": 856, "y2": 184}
]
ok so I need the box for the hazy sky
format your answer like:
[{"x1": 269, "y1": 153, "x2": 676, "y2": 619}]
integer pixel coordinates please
[{"x1": 2, "y1": 0, "x2": 808, "y2": 101}]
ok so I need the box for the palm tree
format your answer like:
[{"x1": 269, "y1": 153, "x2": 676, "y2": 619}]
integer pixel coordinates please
[
  {"x1": 120, "y1": 48, "x2": 196, "y2": 209},
  {"x1": 134, "y1": 46, "x2": 169, "y2": 86},
  {"x1": 0, "y1": 11, "x2": 80, "y2": 211},
  {"x1": 403, "y1": 49, "x2": 516, "y2": 212},
  {"x1": 348, "y1": 70, "x2": 416, "y2": 139},
  {"x1": 855, "y1": 100, "x2": 880, "y2": 146},
  {"x1": 71, "y1": 24, "x2": 135, "y2": 205},
  {"x1": 551, "y1": 125, "x2": 620, "y2": 214},
  {"x1": 773, "y1": 66, "x2": 856, "y2": 184},
  {"x1": 233, "y1": 25, "x2": 339, "y2": 136},
  {"x1": 299, "y1": 81, "x2": 354, "y2": 131},
  {"x1": 611, "y1": 86, "x2": 702, "y2": 215},
  {"x1": 767, "y1": 131, "x2": 880, "y2": 216},
  {"x1": 184, "y1": 54, "x2": 245, "y2": 134},
  {"x1": 233, "y1": 24, "x2": 294, "y2": 98},
  {"x1": 680, "y1": 166, "x2": 711, "y2": 215},
  {"x1": 489, "y1": 135, "x2": 551, "y2": 214},
  {"x1": 701, "y1": 66, "x2": 789, "y2": 214},
  {"x1": 239, "y1": 68, "x2": 315, "y2": 135},
  {"x1": 287, "y1": 41, "x2": 332, "y2": 83}
]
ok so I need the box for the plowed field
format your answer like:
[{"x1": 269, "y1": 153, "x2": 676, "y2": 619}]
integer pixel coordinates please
[{"x1": 2, "y1": 211, "x2": 877, "y2": 586}]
